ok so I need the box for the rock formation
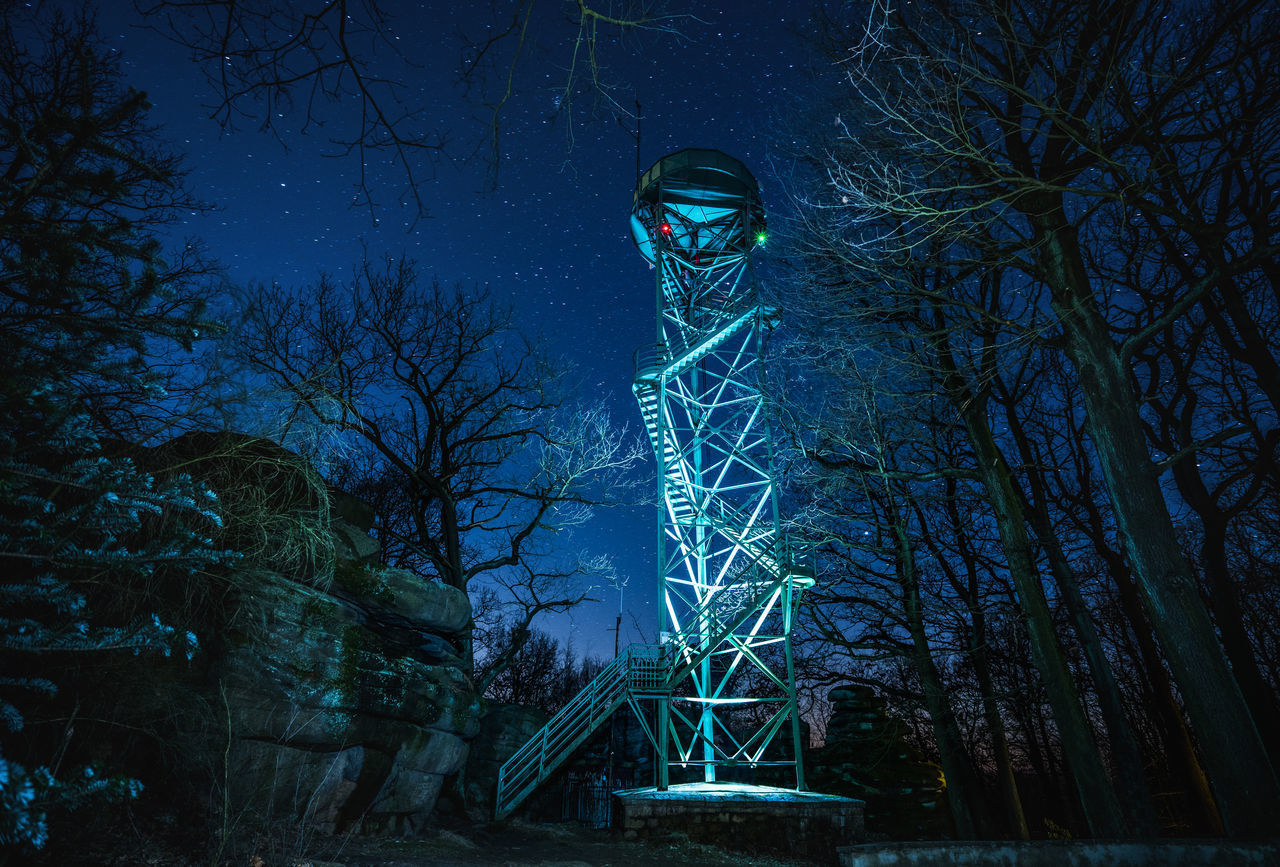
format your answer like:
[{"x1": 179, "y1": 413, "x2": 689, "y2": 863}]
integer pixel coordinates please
[
  {"x1": 218, "y1": 562, "x2": 480, "y2": 834},
  {"x1": 148, "y1": 433, "x2": 483, "y2": 836},
  {"x1": 452, "y1": 701, "x2": 548, "y2": 821}
]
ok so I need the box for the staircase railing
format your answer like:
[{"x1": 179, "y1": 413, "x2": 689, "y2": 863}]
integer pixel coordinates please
[
  {"x1": 488, "y1": 301, "x2": 810, "y2": 819},
  {"x1": 492, "y1": 537, "x2": 812, "y2": 819},
  {"x1": 494, "y1": 644, "x2": 668, "y2": 819},
  {"x1": 633, "y1": 303, "x2": 759, "y2": 390}
]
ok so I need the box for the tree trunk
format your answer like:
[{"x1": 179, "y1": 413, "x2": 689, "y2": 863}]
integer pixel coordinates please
[
  {"x1": 1171, "y1": 461, "x2": 1280, "y2": 765},
  {"x1": 1109, "y1": 555, "x2": 1226, "y2": 835},
  {"x1": 938, "y1": 478, "x2": 1030, "y2": 840},
  {"x1": 893, "y1": 508, "x2": 992, "y2": 838},
  {"x1": 968, "y1": 603, "x2": 1031, "y2": 839},
  {"x1": 1035, "y1": 520, "x2": 1159, "y2": 835},
  {"x1": 959, "y1": 402, "x2": 1127, "y2": 837},
  {"x1": 1035, "y1": 205, "x2": 1280, "y2": 836},
  {"x1": 933, "y1": 337, "x2": 1127, "y2": 837},
  {"x1": 1003, "y1": 406, "x2": 1159, "y2": 835},
  {"x1": 1200, "y1": 519, "x2": 1280, "y2": 764},
  {"x1": 1073, "y1": 457, "x2": 1224, "y2": 834}
]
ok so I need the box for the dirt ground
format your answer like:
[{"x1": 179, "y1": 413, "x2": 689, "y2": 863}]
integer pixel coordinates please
[
  {"x1": 285, "y1": 820, "x2": 820, "y2": 867},
  {"x1": 57, "y1": 818, "x2": 820, "y2": 866}
]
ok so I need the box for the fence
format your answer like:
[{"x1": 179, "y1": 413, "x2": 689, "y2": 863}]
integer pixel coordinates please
[{"x1": 561, "y1": 769, "x2": 636, "y2": 829}]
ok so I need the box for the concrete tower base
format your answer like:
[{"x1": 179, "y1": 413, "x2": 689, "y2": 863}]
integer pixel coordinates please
[{"x1": 614, "y1": 782, "x2": 864, "y2": 862}]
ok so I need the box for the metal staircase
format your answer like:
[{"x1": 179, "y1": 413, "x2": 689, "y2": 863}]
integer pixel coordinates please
[
  {"x1": 493, "y1": 530, "x2": 809, "y2": 819},
  {"x1": 494, "y1": 644, "x2": 669, "y2": 820},
  {"x1": 632, "y1": 303, "x2": 772, "y2": 530}
]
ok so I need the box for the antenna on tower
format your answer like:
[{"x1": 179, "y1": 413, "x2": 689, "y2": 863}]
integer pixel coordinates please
[
  {"x1": 616, "y1": 95, "x2": 643, "y2": 183},
  {"x1": 635, "y1": 99, "x2": 643, "y2": 183}
]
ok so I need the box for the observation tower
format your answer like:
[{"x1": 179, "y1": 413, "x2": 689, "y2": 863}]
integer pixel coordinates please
[
  {"x1": 629, "y1": 149, "x2": 812, "y2": 788},
  {"x1": 495, "y1": 149, "x2": 814, "y2": 820}
]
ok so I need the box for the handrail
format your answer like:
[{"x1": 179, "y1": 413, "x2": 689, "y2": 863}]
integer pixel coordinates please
[
  {"x1": 494, "y1": 644, "x2": 669, "y2": 819},
  {"x1": 498, "y1": 307, "x2": 818, "y2": 818},
  {"x1": 633, "y1": 343, "x2": 670, "y2": 382},
  {"x1": 632, "y1": 304, "x2": 759, "y2": 390},
  {"x1": 493, "y1": 539, "x2": 810, "y2": 819}
]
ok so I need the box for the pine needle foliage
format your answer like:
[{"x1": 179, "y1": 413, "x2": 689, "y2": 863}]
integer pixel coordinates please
[{"x1": 0, "y1": 7, "x2": 226, "y2": 853}]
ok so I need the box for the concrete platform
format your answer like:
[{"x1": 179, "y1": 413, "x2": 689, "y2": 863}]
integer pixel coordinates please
[
  {"x1": 614, "y1": 782, "x2": 864, "y2": 863},
  {"x1": 838, "y1": 839, "x2": 1280, "y2": 867}
]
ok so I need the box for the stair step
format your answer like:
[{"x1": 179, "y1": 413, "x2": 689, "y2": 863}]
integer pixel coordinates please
[{"x1": 659, "y1": 306, "x2": 758, "y2": 380}]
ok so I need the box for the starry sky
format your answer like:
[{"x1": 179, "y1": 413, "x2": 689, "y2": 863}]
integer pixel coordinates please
[{"x1": 104, "y1": 0, "x2": 816, "y2": 658}]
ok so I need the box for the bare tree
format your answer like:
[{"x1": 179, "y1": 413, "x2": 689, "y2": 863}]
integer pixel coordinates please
[
  {"x1": 1031, "y1": 360, "x2": 1227, "y2": 832},
  {"x1": 233, "y1": 255, "x2": 644, "y2": 672},
  {"x1": 773, "y1": 187, "x2": 1144, "y2": 833},
  {"x1": 479, "y1": 624, "x2": 605, "y2": 711},
  {"x1": 778, "y1": 356, "x2": 1000, "y2": 837},
  {"x1": 799, "y1": 0, "x2": 1280, "y2": 836},
  {"x1": 136, "y1": 0, "x2": 683, "y2": 214}
]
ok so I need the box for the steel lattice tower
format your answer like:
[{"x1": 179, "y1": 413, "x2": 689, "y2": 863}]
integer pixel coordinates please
[
  {"x1": 630, "y1": 149, "x2": 813, "y2": 789},
  {"x1": 491, "y1": 150, "x2": 815, "y2": 819}
]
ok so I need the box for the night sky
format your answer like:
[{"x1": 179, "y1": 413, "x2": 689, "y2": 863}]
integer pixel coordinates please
[{"x1": 102, "y1": 1, "x2": 814, "y2": 658}]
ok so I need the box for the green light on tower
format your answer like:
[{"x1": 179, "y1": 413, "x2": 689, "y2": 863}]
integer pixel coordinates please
[{"x1": 755, "y1": 231, "x2": 767, "y2": 246}]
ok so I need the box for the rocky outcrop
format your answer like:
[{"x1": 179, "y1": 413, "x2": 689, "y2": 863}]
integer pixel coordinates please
[
  {"x1": 150, "y1": 433, "x2": 483, "y2": 835},
  {"x1": 453, "y1": 701, "x2": 547, "y2": 821},
  {"x1": 221, "y1": 566, "x2": 480, "y2": 834}
]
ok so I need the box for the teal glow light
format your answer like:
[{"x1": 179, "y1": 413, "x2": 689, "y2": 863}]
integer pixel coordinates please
[
  {"x1": 495, "y1": 151, "x2": 805, "y2": 822},
  {"x1": 630, "y1": 149, "x2": 806, "y2": 791},
  {"x1": 616, "y1": 782, "x2": 857, "y2": 802}
]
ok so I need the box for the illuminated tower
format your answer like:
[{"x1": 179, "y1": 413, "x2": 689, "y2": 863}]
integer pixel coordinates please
[
  {"x1": 494, "y1": 150, "x2": 812, "y2": 820},
  {"x1": 630, "y1": 149, "x2": 812, "y2": 788}
]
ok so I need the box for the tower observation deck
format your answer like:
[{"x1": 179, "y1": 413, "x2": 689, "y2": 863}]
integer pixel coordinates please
[{"x1": 494, "y1": 150, "x2": 812, "y2": 819}]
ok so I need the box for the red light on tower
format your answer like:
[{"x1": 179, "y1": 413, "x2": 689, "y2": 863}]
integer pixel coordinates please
[{"x1": 659, "y1": 221, "x2": 673, "y2": 236}]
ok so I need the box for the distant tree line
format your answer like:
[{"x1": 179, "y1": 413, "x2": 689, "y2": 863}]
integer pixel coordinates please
[
  {"x1": 778, "y1": 0, "x2": 1279, "y2": 841},
  {"x1": 478, "y1": 624, "x2": 607, "y2": 713}
]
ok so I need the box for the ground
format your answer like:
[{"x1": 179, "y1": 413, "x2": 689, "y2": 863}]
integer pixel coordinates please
[
  {"x1": 63, "y1": 819, "x2": 819, "y2": 866},
  {"x1": 314, "y1": 821, "x2": 818, "y2": 866}
]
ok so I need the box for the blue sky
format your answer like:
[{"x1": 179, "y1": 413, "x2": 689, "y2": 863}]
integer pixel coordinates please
[{"x1": 105, "y1": 0, "x2": 814, "y2": 658}]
